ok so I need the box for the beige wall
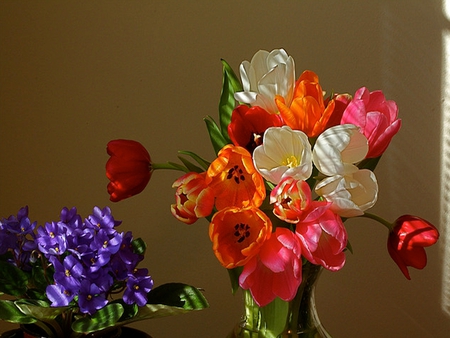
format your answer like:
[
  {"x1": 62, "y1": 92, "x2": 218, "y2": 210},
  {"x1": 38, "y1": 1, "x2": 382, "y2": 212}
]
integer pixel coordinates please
[{"x1": 1, "y1": 1, "x2": 449, "y2": 337}]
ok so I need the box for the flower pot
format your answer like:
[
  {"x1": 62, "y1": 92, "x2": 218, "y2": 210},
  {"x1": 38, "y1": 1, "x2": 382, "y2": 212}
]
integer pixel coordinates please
[{"x1": 0, "y1": 326, "x2": 152, "y2": 338}]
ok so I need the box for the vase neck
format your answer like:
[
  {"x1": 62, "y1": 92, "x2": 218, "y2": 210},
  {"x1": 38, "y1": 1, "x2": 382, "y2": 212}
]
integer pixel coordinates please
[{"x1": 230, "y1": 261, "x2": 332, "y2": 338}]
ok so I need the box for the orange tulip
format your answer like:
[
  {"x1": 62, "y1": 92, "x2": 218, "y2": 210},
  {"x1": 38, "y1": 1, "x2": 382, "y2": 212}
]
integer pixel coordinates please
[
  {"x1": 276, "y1": 70, "x2": 335, "y2": 137},
  {"x1": 207, "y1": 145, "x2": 265, "y2": 210},
  {"x1": 171, "y1": 172, "x2": 215, "y2": 225},
  {"x1": 209, "y1": 206, "x2": 272, "y2": 269}
]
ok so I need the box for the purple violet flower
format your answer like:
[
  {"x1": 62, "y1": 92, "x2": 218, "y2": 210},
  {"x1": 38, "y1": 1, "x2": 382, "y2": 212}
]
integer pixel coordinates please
[
  {"x1": 1, "y1": 205, "x2": 154, "y2": 315},
  {"x1": 123, "y1": 269, "x2": 154, "y2": 306},
  {"x1": 51, "y1": 255, "x2": 84, "y2": 293},
  {"x1": 36, "y1": 222, "x2": 67, "y2": 256},
  {"x1": 78, "y1": 280, "x2": 108, "y2": 315},
  {"x1": 85, "y1": 206, "x2": 121, "y2": 234},
  {"x1": 46, "y1": 284, "x2": 75, "y2": 307}
]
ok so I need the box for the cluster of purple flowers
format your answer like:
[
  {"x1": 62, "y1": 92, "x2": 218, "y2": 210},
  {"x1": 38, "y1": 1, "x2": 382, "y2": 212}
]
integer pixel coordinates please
[
  {"x1": 0, "y1": 206, "x2": 154, "y2": 315},
  {"x1": 0, "y1": 206, "x2": 37, "y2": 270}
]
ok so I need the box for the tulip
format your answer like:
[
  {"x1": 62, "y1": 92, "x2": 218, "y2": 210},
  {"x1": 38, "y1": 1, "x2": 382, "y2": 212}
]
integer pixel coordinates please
[
  {"x1": 312, "y1": 124, "x2": 368, "y2": 177},
  {"x1": 276, "y1": 70, "x2": 335, "y2": 137},
  {"x1": 315, "y1": 170, "x2": 378, "y2": 217},
  {"x1": 296, "y1": 202, "x2": 347, "y2": 271},
  {"x1": 207, "y1": 145, "x2": 266, "y2": 210},
  {"x1": 239, "y1": 227, "x2": 302, "y2": 307},
  {"x1": 228, "y1": 105, "x2": 283, "y2": 153},
  {"x1": 106, "y1": 139, "x2": 152, "y2": 202},
  {"x1": 324, "y1": 93, "x2": 352, "y2": 129},
  {"x1": 209, "y1": 206, "x2": 272, "y2": 269},
  {"x1": 387, "y1": 215, "x2": 439, "y2": 279},
  {"x1": 253, "y1": 126, "x2": 312, "y2": 184},
  {"x1": 270, "y1": 177, "x2": 314, "y2": 224},
  {"x1": 341, "y1": 87, "x2": 401, "y2": 158},
  {"x1": 234, "y1": 49, "x2": 296, "y2": 114},
  {"x1": 171, "y1": 172, "x2": 215, "y2": 225}
]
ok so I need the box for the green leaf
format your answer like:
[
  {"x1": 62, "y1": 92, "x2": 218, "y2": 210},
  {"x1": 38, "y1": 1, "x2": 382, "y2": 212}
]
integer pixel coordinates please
[
  {"x1": 346, "y1": 239, "x2": 354, "y2": 254},
  {"x1": 146, "y1": 283, "x2": 209, "y2": 310},
  {"x1": 177, "y1": 156, "x2": 204, "y2": 173},
  {"x1": 31, "y1": 264, "x2": 51, "y2": 292},
  {"x1": 259, "y1": 297, "x2": 290, "y2": 338},
  {"x1": 99, "y1": 284, "x2": 209, "y2": 329},
  {"x1": 358, "y1": 156, "x2": 381, "y2": 171},
  {"x1": 117, "y1": 302, "x2": 138, "y2": 321},
  {"x1": 14, "y1": 299, "x2": 65, "y2": 321},
  {"x1": 0, "y1": 261, "x2": 29, "y2": 296},
  {"x1": 204, "y1": 115, "x2": 228, "y2": 154},
  {"x1": 0, "y1": 300, "x2": 36, "y2": 324},
  {"x1": 72, "y1": 303, "x2": 124, "y2": 333},
  {"x1": 166, "y1": 161, "x2": 191, "y2": 173},
  {"x1": 218, "y1": 59, "x2": 242, "y2": 143},
  {"x1": 178, "y1": 150, "x2": 210, "y2": 170},
  {"x1": 131, "y1": 238, "x2": 146, "y2": 255},
  {"x1": 227, "y1": 267, "x2": 242, "y2": 295}
]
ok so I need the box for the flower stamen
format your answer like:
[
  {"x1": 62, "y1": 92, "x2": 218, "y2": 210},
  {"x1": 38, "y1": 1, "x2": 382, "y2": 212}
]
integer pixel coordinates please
[{"x1": 234, "y1": 223, "x2": 251, "y2": 243}]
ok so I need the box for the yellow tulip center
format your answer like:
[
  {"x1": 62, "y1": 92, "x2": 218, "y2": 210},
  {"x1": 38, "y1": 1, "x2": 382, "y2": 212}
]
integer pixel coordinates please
[{"x1": 282, "y1": 155, "x2": 299, "y2": 168}]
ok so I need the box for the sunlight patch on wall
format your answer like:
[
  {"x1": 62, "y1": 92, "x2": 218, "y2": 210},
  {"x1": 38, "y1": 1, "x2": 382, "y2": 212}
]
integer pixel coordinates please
[{"x1": 441, "y1": 1, "x2": 450, "y2": 314}]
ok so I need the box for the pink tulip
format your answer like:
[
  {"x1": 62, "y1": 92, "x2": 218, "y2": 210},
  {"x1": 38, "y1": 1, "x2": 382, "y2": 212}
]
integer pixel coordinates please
[
  {"x1": 341, "y1": 87, "x2": 401, "y2": 158},
  {"x1": 239, "y1": 227, "x2": 302, "y2": 307},
  {"x1": 296, "y1": 203, "x2": 347, "y2": 271},
  {"x1": 270, "y1": 177, "x2": 316, "y2": 224},
  {"x1": 387, "y1": 215, "x2": 439, "y2": 279}
]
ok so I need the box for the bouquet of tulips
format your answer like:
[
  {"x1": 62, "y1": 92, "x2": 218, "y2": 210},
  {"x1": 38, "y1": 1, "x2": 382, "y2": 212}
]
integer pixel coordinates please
[{"x1": 105, "y1": 49, "x2": 439, "y2": 311}]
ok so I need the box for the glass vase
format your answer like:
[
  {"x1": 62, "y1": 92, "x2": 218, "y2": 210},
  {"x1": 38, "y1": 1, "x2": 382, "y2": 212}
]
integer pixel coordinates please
[{"x1": 228, "y1": 261, "x2": 331, "y2": 338}]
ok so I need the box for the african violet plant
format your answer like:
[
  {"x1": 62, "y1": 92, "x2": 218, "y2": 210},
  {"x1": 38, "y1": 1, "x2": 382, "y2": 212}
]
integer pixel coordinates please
[{"x1": 0, "y1": 206, "x2": 208, "y2": 337}]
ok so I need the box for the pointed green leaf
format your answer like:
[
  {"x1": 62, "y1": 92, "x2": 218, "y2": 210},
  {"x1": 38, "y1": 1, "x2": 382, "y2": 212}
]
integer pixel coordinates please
[
  {"x1": 96, "y1": 284, "x2": 210, "y2": 329},
  {"x1": 0, "y1": 261, "x2": 29, "y2": 296},
  {"x1": 227, "y1": 267, "x2": 242, "y2": 295},
  {"x1": 147, "y1": 283, "x2": 209, "y2": 310},
  {"x1": 178, "y1": 150, "x2": 210, "y2": 170},
  {"x1": 0, "y1": 300, "x2": 36, "y2": 324},
  {"x1": 204, "y1": 115, "x2": 228, "y2": 154},
  {"x1": 72, "y1": 303, "x2": 124, "y2": 333},
  {"x1": 177, "y1": 156, "x2": 204, "y2": 173},
  {"x1": 219, "y1": 59, "x2": 242, "y2": 143},
  {"x1": 14, "y1": 299, "x2": 65, "y2": 320},
  {"x1": 165, "y1": 161, "x2": 190, "y2": 173}
]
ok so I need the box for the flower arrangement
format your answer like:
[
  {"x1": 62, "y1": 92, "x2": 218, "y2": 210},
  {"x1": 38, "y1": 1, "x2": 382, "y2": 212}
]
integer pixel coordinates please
[
  {"x1": 0, "y1": 206, "x2": 208, "y2": 338},
  {"x1": 105, "y1": 49, "x2": 440, "y2": 337}
]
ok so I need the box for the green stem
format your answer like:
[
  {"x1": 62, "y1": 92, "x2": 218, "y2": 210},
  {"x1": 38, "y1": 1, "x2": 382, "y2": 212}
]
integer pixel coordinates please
[
  {"x1": 358, "y1": 212, "x2": 393, "y2": 231},
  {"x1": 151, "y1": 162, "x2": 189, "y2": 172}
]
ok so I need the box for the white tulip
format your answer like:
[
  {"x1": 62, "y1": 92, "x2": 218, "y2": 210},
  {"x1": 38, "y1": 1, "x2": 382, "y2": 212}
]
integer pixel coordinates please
[
  {"x1": 234, "y1": 49, "x2": 295, "y2": 114},
  {"x1": 253, "y1": 126, "x2": 312, "y2": 184},
  {"x1": 313, "y1": 124, "x2": 368, "y2": 176},
  {"x1": 315, "y1": 169, "x2": 378, "y2": 217}
]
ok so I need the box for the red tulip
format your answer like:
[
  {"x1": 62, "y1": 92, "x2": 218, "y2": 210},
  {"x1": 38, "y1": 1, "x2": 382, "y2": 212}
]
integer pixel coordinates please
[
  {"x1": 106, "y1": 139, "x2": 152, "y2": 202},
  {"x1": 387, "y1": 215, "x2": 439, "y2": 279},
  {"x1": 228, "y1": 105, "x2": 283, "y2": 153}
]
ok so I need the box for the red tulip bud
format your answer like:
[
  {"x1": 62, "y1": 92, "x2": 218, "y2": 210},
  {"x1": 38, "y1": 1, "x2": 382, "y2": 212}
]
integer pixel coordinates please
[
  {"x1": 387, "y1": 215, "x2": 439, "y2": 279},
  {"x1": 106, "y1": 139, "x2": 152, "y2": 202}
]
